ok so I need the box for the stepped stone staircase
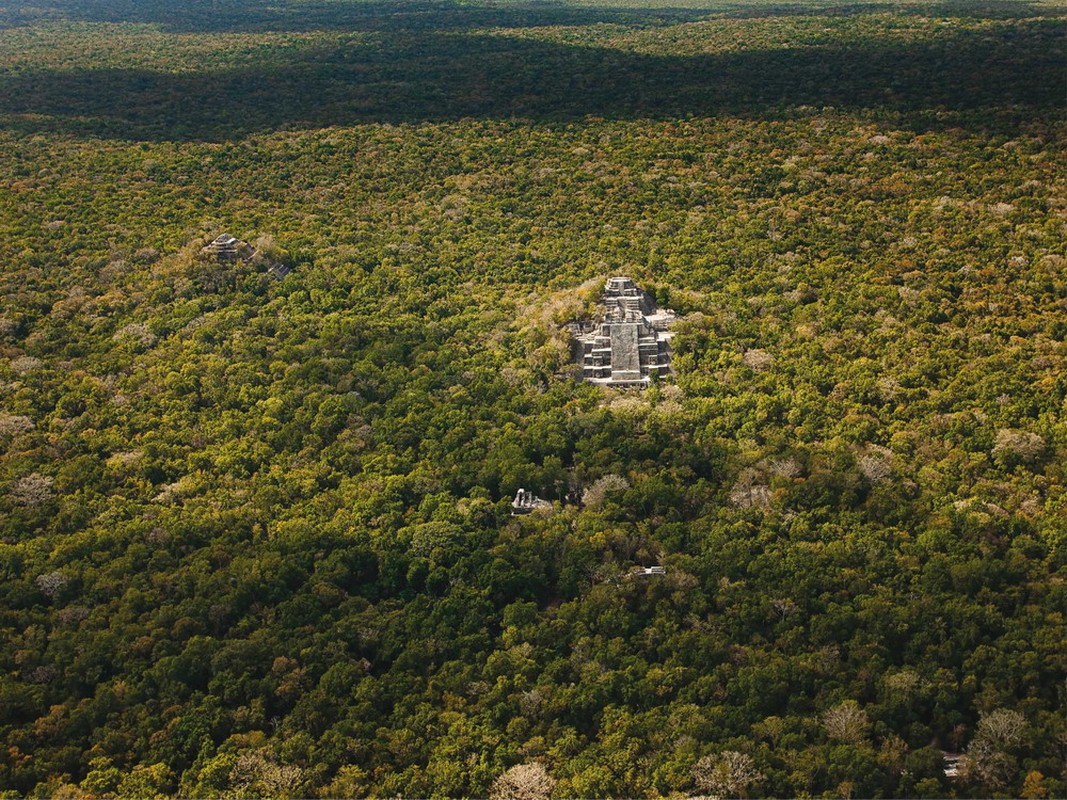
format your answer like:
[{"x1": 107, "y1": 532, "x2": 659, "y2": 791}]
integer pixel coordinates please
[{"x1": 571, "y1": 277, "x2": 675, "y2": 387}]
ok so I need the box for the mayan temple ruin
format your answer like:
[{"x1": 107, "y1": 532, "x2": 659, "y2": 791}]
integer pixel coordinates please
[
  {"x1": 572, "y1": 277, "x2": 675, "y2": 387},
  {"x1": 201, "y1": 233, "x2": 292, "y2": 279},
  {"x1": 201, "y1": 233, "x2": 252, "y2": 262}
]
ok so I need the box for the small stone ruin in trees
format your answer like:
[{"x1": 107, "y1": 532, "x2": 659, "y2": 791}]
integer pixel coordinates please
[
  {"x1": 201, "y1": 233, "x2": 291, "y2": 279},
  {"x1": 570, "y1": 277, "x2": 674, "y2": 387},
  {"x1": 202, "y1": 233, "x2": 253, "y2": 262},
  {"x1": 511, "y1": 488, "x2": 551, "y2": 515},
  {"x1": 632, "y1": 566, "x2": 666, "y2": 577}
]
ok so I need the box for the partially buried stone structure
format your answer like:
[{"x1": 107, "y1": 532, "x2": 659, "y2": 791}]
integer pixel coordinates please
[
  {"x1": 572, "y1": 277, "x2": 674, "y2": 387},
  {"x1": 202, "y1": 233, "x2": 252, "y2": 262},
  {"x1": 202, "y1": 233, "x2": 290, "y2": 280},
  {"x1": 511, "y1": 488, "x2": 551, "y2": 515}
]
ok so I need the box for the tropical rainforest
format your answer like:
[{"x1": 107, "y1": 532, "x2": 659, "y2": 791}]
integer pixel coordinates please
[{"x1": 0, "y1": 0, "x2": 1064, "y2": 797}]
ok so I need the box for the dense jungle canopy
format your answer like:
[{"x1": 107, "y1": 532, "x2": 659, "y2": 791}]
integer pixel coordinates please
[{"x1": 0, "y1": 0, "x2": 1064, "y2": 797}]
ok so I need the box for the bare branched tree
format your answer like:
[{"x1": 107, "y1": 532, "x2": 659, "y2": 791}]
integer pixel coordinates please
[
  {"x1": 10, "y1": 473, "x2": 54, "y2": 507},
  {"x1": 581, "y1": 474, "x2": 629, "y2": 510},
  {"x1": 958, "y1": 708, "x2": 1029, "y2": 792},
  {"x1": 35, "y1": 571, "x2": 67, "y2": 600},
  {"x1": 741, "y1": 349, "x2": 774, "y2": 371},
  {"x1": 692, "y1": 751, "x2": 764, "y2": 799},
  {"x1": 822, "y1": 701, "x2": 870, "y2": 744},
  {"x1": 0, "y1": 414, "x2": 34, "y2": 437},
  {"x1": 992, "y1": 429, "x2": 1046, "y2": 464},
  {"x1": 728, "y1": 469, "x2": 772, "y2": 510},
  {"x1": 489, "y1": 763, "x2": 556, "y2": 800},
  {"x1": 857, "y1": 452, "x2": 892, "y2": 484},
  {"x1": 976, "y1": 708, "x2": 1028, "y2": 749},
  {"x1": 228, "y1": 749, "x2": 305, "y2": 799}
]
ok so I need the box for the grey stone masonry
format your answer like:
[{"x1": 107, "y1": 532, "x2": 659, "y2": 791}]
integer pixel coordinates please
[
  {"x1": 633, "y1": 566, "x2": 666, "y2": 576},
  {"x1": 511, "y1": 488, "x2": 551, "y2": 514},
  {"x1": 202, "y1": 233, "x2": 253, "y2": 262},
  {"x1": 201, "y1": 234, "x2": 290, "y2": 280},
  {"x1": 571, "y1": 277, "x2": 675, "y2": 387},
  {"x1": 610, "y1": 323, "x2": 642, "y2": 381}
]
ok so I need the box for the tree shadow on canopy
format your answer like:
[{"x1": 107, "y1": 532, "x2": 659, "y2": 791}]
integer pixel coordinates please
[{"x1": 0, "y1": 11, "x2": 1060, "y2": 140}]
